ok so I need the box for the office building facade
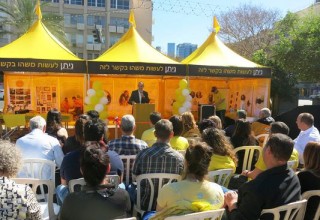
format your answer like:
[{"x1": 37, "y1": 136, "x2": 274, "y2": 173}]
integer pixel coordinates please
[
  {"x1": 0, "y1": 0, "x2": 153, "y2": 59},
  {"x1": 176, "y1": 43, "x2": 197, "y2": 59},
  {"x1": 167, "y1": 42, "x2": 175, "y2": 58}
]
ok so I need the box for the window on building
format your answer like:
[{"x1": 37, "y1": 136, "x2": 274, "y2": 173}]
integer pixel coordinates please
[
  {"x1": 87, "y1": 35, "x2": 94, "y2": 44},
  {"x1": 67, "y1": 0, "x2": 83, "y2": 5},
  {"x1": 87, "y1": 15, "x2": 94, "y2": 26},
  {"x1": 87, "y1": 15, "x2": 106, "y2": 27},
  {"x1": 77, "y1": 53, "x2": 83, "y2": 58},
  {"x1": 97, "y1": 0, "x2": 105, "y2": 7},
  {"x1": 87, "y1": 53, "x2": 93, "y2": 59},
  {"x1": 110, "y1": 17, "x2": 129, "y2": 28},
  {"x1": 94, "y1": 54, "x2": 99, "y2": 59},
  {"x1": 64, "y1": 0, "x2": 70, "y2": 3},
  {"x1": 111, "y1": 0, "x2": 129, "y2": 9},
  {"x1": 88, "y1": 0, "x2": 95, "y2": 6},
  {"x1": 76, "y1": 34, "x2": 84, "y2": 44},
  {"x1": 64, "y1": 14, "x2": 71, "y2": 25}
]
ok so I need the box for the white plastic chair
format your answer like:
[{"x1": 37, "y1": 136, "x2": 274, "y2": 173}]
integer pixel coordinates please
[
  {"x1": 208, "y1": 169, "x2": 233, "y2": 187},
  {"x1": 233, "y1": 146, "x2": 262, "y2": 173},
  {"x1": 69, "y1": 175, "x2": 120, "y2": 193},
  {"x1": 295, "y1": 190, "x2": 320, "y2": 220},
  {"x1": 255, "y1": 134, "x2": 269, "y2": 147},
  {"x1": 134, "y1": 173, "x2": 181, "y2": 216},
  {"x1": 12, "y1": 178, "x2": 60, "y2": 220},
  {"x1": 260, "y1": 199, "x2": 307, "y2": 220},
  {"x1": 119, "y1": 155, "x2": 136, "y2": 186},
  {"x1": 164, "y1": 209, "x2": 225, "y2": 220},
  {"x1": 68, "y1": 178, "x2": 86, "y2": 193}
]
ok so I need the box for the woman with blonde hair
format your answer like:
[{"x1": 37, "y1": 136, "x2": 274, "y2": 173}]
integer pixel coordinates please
[
  {"x1": 298, "y1": 142, "x2": 320, "y2": 220},
  {"x1": 181, "y1": 112, "x2": 200, "y2": 140},
  {"x1": 202, "y1": 127, "x2": 237, "y2": 172},
  {"x1": 209, "y1": 115, "x2": 223, "y2": 129}
]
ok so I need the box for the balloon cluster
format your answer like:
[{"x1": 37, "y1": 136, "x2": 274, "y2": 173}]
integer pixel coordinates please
[
  {"x1": 84, "y1": 81, "x2": 109, "y2": 120},
  {"x1": 172, "y1": 79, "x2": 192, "y2": 115}
]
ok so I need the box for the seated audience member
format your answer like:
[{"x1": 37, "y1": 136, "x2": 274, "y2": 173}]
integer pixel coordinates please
[
  {"x1": 198, "y1": 119, "x2": 216, "y2": 134},
  {"x1": 209, "y1": 115, "x2": 223, "y2": 130},
  {"x1": 224, "y1": 134, "x2": 301, "y2": 220},
  {"x1": 46, "y1": 109, "x2": 68, "y2": 147},
  {"x1": 245, "y1": 122, "x2": 299, "y2": 179},
  {"x1": 251, "y1": 107, "x2": 274, "y2": 136},
  {"x1": 202, "y1": 128, "x2": 237, "y2": 173},
  {"x1": 298, "y1": 142, "x2": 320, "y2": 220},
  {"x1": 16, "y1": 116, "x2": 64, "y2": 179},
  {"x1": 108, "y1": 114, "x2": 148, "y2": 184},
  {"x1": 294, "y1": 113, "x2": 320, "y2": 165},
  {"x1": 60, "y1": 144, "x2": 131, "y2": 220},
  {"x1": 224, "y1": 110, "x2": 247, "y2": 137},
  {"x1": 133, "y1": 119, "x2": 184, "y2": 211},
  {"x1": 0, "y1": 140, "x2": 41, "y2": 219},
  {"x1": 57, "y1": 119, "x2": 124, "y2": 205},
  {"x1": 149, "y1": 142, "x2": 224, "y2": 219},
  {"x1": 230, "y1": 119, "x2": 258, "y2": 173},
  {"x1": 63, "y1": 114, "x2": 90, "y2": 154},
  {"x1": 181, "y1": 112, "x2": 201, "y2": 141},
  {"x1": 169, "y1": 115, "x2": 189, "y2": 150},
  {"x1": 86, "y1": 110, "x2": 100, "y2": 120},
  {"x1": 141, "y1": 112, "x2": 162, "y2": 146}
]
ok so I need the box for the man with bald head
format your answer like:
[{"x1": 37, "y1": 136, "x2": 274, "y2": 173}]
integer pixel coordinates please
[{"x1": 129, "y1": 81, "x2": 150, "y2": 104}]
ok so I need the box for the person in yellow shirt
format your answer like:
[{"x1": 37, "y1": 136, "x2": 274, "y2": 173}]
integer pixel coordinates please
[
  {"x1": 209, "y1": 87, "x2": 226, "y2": 127},
  {"x1": 141, "y1": 112, "x2": 161, "y2": 147},
  {"x1": 169, "y1": 115, "x2": 189, "y2": 151},
  {"x1": 244, "y1": 121, "x2": 299, "y2": 179}
]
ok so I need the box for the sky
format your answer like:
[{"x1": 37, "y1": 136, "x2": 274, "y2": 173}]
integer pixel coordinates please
[{"x1": 151, "y1": 0, "x2": 315, "y2": 53}]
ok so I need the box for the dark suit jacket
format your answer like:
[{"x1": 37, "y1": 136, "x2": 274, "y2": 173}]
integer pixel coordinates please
[
  {"x1": 128, "y1": 90, "x2": 150, "y2": 105},
  {"x1": 227, "y1": 164, "x2": 301, "y2": 220}
]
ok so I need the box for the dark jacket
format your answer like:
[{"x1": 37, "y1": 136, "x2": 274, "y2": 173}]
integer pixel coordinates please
[
  {"x1": 227, "y1": 164, "x2": 301, "y2": 220},
  {"x1": 128, "y1": 90, "x2": 150, "y2": 105}
]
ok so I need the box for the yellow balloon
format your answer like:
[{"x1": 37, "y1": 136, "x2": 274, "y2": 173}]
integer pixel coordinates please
[
  {"x1": 175, "y1": 89, "x2": 182, "y2": 97},
  {"x1": 179, "y1": 79, "x2": 188, "y2": 89},
  {"x1": 100, "y1": 111, "x2": 108, "y2": 119},
  {"x1": 95, "y1": 90, "x2": 104, "y2": 98},
  {"x1": 92, "y1": 81, "x2": 103, "y2": 90},
  {"x1": 90, "y1": 96, "x2": 99, "y2": 105},
  {"x1": 177, "y1": 94, "x2": 185, "y2": 103},
  {"x1": 173, "y1": 102, "x2": 180, "y2": 110},
  {"x1": 84, "y1": 104, "x2": 94, "y2": 112}
]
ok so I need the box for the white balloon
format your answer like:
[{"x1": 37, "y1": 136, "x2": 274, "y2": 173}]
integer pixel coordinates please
[
  {"x1": 99, "y1": 97, "x2": 109, "y2": 105},
  {"x1": 186, "y1": 95, "x2": 192, "y2": 101},
  {"x1": 84, "y1": 96, "x2": 91, "y2": 104},
  {"x1": 87, "y1": 89, "x2": 96, "y2": 97},
  {"x1": 182, "y1": 89, "x2": 189, "y2": 96},
  {"x1": 94, "y1": 104, "x2": 104, "y2": 112},
  {"x1": 179, "y1": 107, "x2": 186, "y2": 114},
  {"x1": 183, "y1": 101, "x2": 192, "y2": 109}
]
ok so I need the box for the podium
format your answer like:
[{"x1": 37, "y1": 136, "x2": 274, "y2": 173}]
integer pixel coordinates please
[
  {"x1": 198, "y1": 104, "x2": 215, "y2": 122},
  {"x1": 133, "y1": 103, "x2": 155, "y2": 139}
]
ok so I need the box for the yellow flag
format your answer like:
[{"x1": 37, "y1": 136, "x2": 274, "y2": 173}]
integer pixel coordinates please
[
  {"x1": 129, "y1": 10, "x2": 136, "y2": 28},
  {"x1": 35, "y1": 0, "x2": 42, "y2": 20},
  {"x1": 213, "y1": 16, "x2": 220, "y2": 33}
]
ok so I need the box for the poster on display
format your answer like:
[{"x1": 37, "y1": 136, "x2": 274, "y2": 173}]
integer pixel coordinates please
[
  {"x1": 36, "y1": 86, "x2": 57, "y2": 113},
  {"x1": 60, "y1": 77, "x2": 84, "y2": 118},
  {"x1": 252, "y1": 83, "x2": 269, "y2": 117},
  {"x1": 6, "y1": 78, "x2": 32, "y2": 113}
]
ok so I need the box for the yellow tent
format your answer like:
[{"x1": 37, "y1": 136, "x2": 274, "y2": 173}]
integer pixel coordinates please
[
  {"x1": 181, "y1": 18, "x2": 271, "y2": 119},
  {"x1": 182, "y1": 31, "x2": 271, "y2": 78},
  {"x1": 88, "y1": 19, "x2": 185, "y2": 75},
  {"x1": 0, "y1": 17, "x2": 85, "y2": 73},
  {"x1": 0, "y1": 3, "x2": 85, "y2": 116}
]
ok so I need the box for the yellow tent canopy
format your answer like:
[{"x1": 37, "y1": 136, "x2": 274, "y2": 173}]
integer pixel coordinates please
[
  {"x1": 88, "y1": 26, "x2": 186, "y2": 75},
  {"x1": 0, "y1": 19, "x2": 85, "y2": 73},
  {"x1": 182, "y1": 32, "x2": 271, "y2": 78}
]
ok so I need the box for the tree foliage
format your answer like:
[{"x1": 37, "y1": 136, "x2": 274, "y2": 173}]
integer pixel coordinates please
[
  {"x1": 272, "y1": 12, "x2": 320, "y2": 81},
  {"x1": 0, "y1": 0, "x2": 69, "y2": 46},
  {"x1": 218, "y1": 4, "x2": 280, "y2": 59}
]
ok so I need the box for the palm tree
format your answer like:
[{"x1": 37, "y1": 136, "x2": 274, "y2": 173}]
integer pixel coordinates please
[{"x1": 0, "y1": 0, "x2": 69, "y2": 46}]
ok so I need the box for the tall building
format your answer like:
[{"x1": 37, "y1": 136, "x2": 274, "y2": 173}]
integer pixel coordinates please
[
  {"x1": 0, "y1": 0, "x2": 153, "y2": 59},
  {"x1": 176, "y1": 43, "x2": 197, "y2": 59},
  {"x1": 167, "y1": 43, "x2": 175, "y2": 58}
]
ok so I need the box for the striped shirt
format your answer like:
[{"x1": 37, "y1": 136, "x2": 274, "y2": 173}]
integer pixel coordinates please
[{"x1": 133, "y1": 143, "x2": 184, "y2": 211}]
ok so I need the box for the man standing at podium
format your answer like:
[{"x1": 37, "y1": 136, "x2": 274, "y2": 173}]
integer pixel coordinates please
[{"x1": 129, "y1": 81, "x2": 150, "y2": 104}]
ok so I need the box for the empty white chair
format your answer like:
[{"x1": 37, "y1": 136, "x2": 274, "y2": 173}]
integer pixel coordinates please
[
  {"x1": 119, "y1": 155, "x2": 136, "y2": 186},
  {"x1": 233, "y1": 146, "x2": 262, "y2": 173},
  {"x1": 295, "y1": 190, "x2": 320, "y2": 220},
  {"x1": 18, "y1": 158, "x2": 56, "y2": 182},
  {"x1": 134, "y1": 173, "x2": 181, "y2": 216},
  {"x1": 164, "y1": 208, "x2": 225, "y2": 220},
  {"x1": 260, "y1": 199, "x2": 307, "y2": 220},
  {"x1": 208, "y1": 169, "x2": 233, "y2": 187},
  {"x1": 13, "y1": 178, "x2": 60, "y2": 220},
  {"x1": 255, "y1": 134, "x2": 269, "y2": 147}
]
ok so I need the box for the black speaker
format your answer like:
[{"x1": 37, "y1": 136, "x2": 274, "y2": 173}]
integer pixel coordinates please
[{"x1": 198, "y1": 105, "x2": 215, "y2": 121}]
